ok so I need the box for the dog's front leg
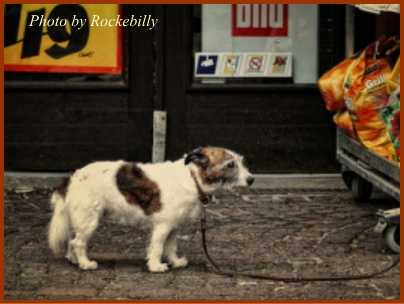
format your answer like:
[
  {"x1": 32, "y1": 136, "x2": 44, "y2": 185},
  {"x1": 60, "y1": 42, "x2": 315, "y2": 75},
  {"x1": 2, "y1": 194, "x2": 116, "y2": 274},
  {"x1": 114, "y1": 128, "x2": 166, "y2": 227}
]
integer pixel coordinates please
[
  {"x1": 164, "y1": 231, "x2": 188, "y2": 268},
  {"x1": 147, "y1": 223, "x2": 171, "y2": 272}
]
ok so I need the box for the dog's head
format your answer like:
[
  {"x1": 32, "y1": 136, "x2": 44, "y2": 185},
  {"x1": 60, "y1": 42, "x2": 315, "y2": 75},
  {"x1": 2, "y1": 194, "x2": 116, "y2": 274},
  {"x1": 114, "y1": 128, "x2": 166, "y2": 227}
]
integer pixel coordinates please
[{"x1": 184, "y1": 146, "x2": 254, "y2": 190}]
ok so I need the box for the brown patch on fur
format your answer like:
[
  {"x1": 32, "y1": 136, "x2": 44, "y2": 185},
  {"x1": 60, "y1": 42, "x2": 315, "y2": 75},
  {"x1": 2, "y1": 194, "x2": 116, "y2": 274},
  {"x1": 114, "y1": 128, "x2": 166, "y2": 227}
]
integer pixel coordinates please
[
  {"x1": 55, "y1": 176, "x2": 71, "y2": 198},
  {"x1": 202, "y1": 147, "x2": 231, "y2": 166},
  {"x1": 199, "y1": 147, "x2": 232, "y2": 185},
  {"x1": 116, "y1": 163, "x2": 161, "y2": 215}
]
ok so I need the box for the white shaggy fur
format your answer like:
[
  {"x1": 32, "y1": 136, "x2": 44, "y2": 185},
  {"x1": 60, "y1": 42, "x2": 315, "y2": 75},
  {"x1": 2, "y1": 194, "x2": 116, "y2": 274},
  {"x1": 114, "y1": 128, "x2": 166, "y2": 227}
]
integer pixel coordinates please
[{"x1": 48, "y1": 150, "x2": 252, "y2": 272}]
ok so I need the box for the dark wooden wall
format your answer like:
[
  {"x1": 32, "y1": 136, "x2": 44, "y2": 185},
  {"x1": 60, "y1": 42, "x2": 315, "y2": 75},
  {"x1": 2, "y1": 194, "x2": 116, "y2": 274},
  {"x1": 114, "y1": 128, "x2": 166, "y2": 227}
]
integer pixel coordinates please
[
  {"x1": 6, "y1": 91, "x2": 129, "y2": 171},
  {"x1": 183, "y1": 90, "x2": 336, "y2": 173}
]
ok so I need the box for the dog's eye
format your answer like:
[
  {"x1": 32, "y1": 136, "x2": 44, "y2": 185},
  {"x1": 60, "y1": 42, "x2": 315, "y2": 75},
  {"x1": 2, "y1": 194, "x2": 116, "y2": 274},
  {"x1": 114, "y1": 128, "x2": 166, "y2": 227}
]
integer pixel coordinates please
[{"x1": 226, "y1": 161, "x2": 235, "y2": 169}]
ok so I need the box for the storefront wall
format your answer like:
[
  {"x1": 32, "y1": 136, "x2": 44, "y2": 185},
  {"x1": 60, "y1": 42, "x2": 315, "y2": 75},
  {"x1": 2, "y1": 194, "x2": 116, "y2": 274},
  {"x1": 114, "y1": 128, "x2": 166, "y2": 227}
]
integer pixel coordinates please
[
  {"x1": 165, "y1": 5, "x2": 345, "y2": 173},
  {"x1": 5, "y1": 5, "x2": 159, "y2": 171},
  {"x1": 5, "y1": 5, "x2": 346, "y2": 173}
]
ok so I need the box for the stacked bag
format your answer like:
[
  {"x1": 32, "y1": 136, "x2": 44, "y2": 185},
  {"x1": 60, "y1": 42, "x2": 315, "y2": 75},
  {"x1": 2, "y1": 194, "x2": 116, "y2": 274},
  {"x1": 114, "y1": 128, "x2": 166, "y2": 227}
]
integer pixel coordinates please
[{"x1": 318, "y1": 36, "x2": 400, "y2": 163}]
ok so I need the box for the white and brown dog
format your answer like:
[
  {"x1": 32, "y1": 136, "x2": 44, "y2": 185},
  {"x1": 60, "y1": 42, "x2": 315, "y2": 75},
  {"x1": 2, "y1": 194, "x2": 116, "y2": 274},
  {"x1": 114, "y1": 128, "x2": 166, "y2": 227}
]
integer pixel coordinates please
[{"x1": 48, "y1": 147, "x2": 254, "y2": 272}]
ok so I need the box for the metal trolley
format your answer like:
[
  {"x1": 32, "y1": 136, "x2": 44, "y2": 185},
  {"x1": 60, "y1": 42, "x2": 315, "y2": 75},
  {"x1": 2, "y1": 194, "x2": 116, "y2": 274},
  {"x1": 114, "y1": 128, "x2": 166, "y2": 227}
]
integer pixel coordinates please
[{"x1": 336, "y1": 129, "x2": 400, "y2": 253}]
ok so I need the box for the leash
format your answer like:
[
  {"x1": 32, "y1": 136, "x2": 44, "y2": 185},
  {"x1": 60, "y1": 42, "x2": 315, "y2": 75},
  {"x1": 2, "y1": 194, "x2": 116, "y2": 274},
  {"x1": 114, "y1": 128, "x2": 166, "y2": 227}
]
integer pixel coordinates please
[
  {"x1": 200, "y1": 205, "x2": 400, "y2": 282},
  {"x1": 188, "y1": 168, "x2": 400, "y2": 282}
]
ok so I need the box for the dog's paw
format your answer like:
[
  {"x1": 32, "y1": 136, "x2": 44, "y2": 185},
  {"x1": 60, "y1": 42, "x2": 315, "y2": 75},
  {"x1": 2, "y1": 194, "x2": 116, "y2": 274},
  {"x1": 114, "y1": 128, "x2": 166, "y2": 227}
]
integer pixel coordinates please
[
  {"x1": 148, "y1": 262, "x2": 169, "y2": 273},
  {"x1": 79, "y1": 260, "x2": 98, "y2": 270},
  {"x1": 171, "y1": 257, "x2": 188, "y2": 268},
  {"x1": 65, "y1": 252, "x2": 78, "y2": 265}
]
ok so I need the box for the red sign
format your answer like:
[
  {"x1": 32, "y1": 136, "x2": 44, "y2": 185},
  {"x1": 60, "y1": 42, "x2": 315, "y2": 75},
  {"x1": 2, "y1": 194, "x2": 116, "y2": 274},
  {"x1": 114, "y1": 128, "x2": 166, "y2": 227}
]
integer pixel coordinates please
[{"x1": 232, "y1": 4, "x2": 288, "y2": 37}]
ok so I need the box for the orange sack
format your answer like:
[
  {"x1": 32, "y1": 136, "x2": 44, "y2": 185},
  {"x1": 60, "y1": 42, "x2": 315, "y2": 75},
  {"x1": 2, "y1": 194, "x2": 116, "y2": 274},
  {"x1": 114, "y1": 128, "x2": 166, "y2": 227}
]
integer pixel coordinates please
[
  {"x1": 344, "y1": 39, "x2": 399, "y2": 162},
  {"x1": 318, "y1": 36, "x2": 400, "y2": 163},
  {"x1": 318, "y1": 57, "x2": 356, "y2": 112},
  {"x1": 333, "y1": 110, "x2": 356, "y2": 138}
]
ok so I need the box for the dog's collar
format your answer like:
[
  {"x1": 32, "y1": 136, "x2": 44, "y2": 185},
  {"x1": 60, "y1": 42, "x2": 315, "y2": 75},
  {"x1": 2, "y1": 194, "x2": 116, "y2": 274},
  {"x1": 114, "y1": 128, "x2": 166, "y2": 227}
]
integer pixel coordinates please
[{"x1": 190, "y1": 169, "x2": 211, "y2": 205}]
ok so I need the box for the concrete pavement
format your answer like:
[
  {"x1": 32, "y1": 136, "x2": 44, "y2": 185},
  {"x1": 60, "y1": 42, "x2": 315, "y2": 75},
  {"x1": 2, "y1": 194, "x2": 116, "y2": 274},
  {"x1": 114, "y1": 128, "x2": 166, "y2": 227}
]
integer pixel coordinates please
[{"x1": 4, "y1": 176, "x2": 400, "y2": 300}]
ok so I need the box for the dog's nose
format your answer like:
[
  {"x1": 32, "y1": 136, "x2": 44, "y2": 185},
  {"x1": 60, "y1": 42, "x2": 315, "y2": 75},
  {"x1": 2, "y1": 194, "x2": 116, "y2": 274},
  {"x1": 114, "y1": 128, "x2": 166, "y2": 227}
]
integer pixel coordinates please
[{"x1": 247, "y1": 176, "x2": 255, "y2": 186}]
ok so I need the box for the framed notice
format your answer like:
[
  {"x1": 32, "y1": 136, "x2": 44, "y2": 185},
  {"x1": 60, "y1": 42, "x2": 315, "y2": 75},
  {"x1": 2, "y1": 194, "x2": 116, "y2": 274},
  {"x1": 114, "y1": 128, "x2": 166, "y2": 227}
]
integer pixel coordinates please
[
  {"x1": 219, "y1": 53, "x2": 243, "y2": 77},
  {"x1": 242, "y1": 53, "x2": 268, "y2": 77},
  {"x1": 267, "y1": 53, "x2": 292, "y2": 77},
  {"x1": 4, "y1": 4, "x2": 122, "y2": 74},
  {"x1": 195, "y1": 53, "x2": 220, "y2": 77}
]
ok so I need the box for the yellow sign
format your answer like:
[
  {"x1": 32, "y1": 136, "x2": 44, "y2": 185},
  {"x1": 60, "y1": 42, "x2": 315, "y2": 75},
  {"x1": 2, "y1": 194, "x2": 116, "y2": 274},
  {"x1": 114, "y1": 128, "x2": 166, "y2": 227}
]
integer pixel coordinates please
[{"x1": 5, "y1": 4, "x2": 122, "y2": 74}]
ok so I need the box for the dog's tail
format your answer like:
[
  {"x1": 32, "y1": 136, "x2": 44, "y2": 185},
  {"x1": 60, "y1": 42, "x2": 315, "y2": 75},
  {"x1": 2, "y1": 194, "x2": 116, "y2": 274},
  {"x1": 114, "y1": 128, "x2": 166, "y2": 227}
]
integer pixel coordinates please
[{"x1": 48, "y1": 177, "x2": 71, "y2": 257}]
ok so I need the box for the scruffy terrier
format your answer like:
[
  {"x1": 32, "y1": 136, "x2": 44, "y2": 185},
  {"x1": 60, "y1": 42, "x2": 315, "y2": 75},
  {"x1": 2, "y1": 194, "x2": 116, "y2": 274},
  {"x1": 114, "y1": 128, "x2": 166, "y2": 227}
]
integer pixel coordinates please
[{"x1": 48, "y1": 147, "x2": 254, "y2": 272}]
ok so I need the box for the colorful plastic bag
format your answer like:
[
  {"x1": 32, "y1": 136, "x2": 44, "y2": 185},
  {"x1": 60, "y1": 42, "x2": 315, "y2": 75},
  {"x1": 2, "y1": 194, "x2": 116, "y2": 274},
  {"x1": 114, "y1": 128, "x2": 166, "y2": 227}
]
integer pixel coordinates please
[
  {"x1": 344, "y1": 38, "x2": 399, "y2": 162},
  {"x1": 318, "y1": 57, "x2": 356, "y2": 112},
  {"x1": 381, "y1": 88, "x2": 400, "y2": 161},
  {"x1": 333, "y1": 110, "x2": 357, "y2": 139},
  {"x1": 319, "y1": 37, "x2": 400, "y2": 163}
]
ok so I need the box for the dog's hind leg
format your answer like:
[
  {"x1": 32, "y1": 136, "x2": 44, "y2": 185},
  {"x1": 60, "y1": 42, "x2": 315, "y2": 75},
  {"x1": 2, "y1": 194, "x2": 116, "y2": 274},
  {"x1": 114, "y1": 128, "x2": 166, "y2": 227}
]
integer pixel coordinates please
[
  {"x1": 70, "y1": 206, "x2": 101, "y2": 270},
  {"x1": 147, "y1": 223, "x2": 172, "y2": 272},
  {"x1": 164, "y1": 231, "x2": 188, "y2": 268},
  {"x1": 65, "y1": 231, "x2": 78, "y2": 265}
]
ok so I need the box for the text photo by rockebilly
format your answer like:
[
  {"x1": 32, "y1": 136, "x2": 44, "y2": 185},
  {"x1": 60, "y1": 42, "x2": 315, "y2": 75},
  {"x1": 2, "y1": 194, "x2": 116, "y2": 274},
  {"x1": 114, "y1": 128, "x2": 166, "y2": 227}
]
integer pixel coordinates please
[{"x1": 29, "y1": 13, "x2": 158, "y2": 30}]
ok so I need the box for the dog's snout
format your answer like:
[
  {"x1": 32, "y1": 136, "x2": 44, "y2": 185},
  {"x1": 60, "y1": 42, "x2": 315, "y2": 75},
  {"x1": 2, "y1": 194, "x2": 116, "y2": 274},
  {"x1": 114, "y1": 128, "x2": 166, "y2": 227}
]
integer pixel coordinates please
[{"x1": 247, "y1": 176, "x2": 255, "y2": 186}]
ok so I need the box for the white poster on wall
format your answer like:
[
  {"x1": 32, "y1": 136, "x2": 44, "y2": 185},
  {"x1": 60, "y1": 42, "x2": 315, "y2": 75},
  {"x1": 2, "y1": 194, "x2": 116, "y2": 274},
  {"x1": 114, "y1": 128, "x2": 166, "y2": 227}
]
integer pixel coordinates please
[{"x1": 202, "y1": 4, "x2": 318, "y2": 83}]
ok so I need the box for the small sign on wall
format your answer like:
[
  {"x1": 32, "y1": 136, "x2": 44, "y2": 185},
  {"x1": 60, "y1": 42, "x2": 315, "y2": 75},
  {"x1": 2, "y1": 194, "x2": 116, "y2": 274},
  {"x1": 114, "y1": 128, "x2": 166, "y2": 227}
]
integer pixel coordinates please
[
  {"x1": 232, "y1": 4, "x2": 288, "y2": 37},
  {"x1": 195, "y1": 54, "x2": 220, "y2": 77},
  {"x1": 242, "y1": 53, "x2": 267, "y2": 76},
  {"x1": 267, "y1": 53, "x2": 292, "y2": 77},
  {"x1": 220, "y1": 53, "x2": 243, "y2": 77},
  {"x1": 195, "y1": 52, "x2": 292, "y2": 78},
  {"x1": 152, "y1": 111, "x2": 167, "y2": 163}
]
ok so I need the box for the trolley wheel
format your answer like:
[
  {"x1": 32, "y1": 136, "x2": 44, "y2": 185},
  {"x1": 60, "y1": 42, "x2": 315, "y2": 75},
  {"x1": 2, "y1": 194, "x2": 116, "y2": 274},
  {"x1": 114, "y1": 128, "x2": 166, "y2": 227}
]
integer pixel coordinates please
[
  {"x1": 351, "y1": 175, "x2": 372, "y2": 202},
  {"x1": 383, "y1": 224, "x2": 400, "y2": 253}
]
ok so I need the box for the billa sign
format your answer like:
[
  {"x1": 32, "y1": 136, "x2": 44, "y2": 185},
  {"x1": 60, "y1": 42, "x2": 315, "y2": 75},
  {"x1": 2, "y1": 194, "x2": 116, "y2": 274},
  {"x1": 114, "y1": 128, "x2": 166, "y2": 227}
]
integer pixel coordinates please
[
  {"x1": 232, "y1": 4, "x2": 288, "y2": 37},
  {"x1": 4, "y1": 4, "x2": 122, "y2": 74}
]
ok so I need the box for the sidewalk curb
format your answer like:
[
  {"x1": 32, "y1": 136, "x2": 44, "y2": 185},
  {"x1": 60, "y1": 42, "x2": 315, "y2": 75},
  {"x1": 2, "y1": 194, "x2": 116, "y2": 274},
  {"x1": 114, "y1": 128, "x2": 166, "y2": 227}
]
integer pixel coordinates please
[
  {"x1": 5, "y1": 171, "x2": 346, "y2": 191},
  {"x1": 5, "y1": 172, "x2": 70, "y2": 191},
  {"x1": 253, "y1": 174, "x2": 345, "y2": 190}
]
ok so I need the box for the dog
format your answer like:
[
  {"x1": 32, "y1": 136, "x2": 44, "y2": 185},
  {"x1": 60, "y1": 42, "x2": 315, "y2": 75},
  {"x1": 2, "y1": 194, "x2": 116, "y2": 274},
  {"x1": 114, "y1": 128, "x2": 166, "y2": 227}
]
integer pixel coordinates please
[{"x1": 48, "y1": 146, "x2": 254, "y2": 272}]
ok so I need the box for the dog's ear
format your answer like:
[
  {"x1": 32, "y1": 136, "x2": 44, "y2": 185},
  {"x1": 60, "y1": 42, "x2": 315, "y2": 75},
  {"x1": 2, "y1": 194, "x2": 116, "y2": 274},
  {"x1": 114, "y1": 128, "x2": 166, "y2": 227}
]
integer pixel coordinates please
[{"x1": 184, "y1": 147, "x2": 209, "y2": 168}]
